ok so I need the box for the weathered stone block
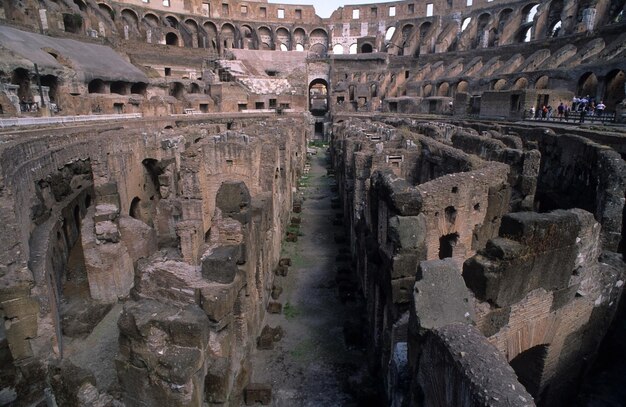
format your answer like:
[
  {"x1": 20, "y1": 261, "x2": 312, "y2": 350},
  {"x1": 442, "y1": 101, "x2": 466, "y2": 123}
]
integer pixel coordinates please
[
  {"x1": 267, "y1": 302, "x2": 282, "y2": 314},
  {"x1": 244, "y1": 383, "x2": 272, "y2": 405},
  {"x1": 201, "y1": 245, "x2": 241, "y2": 284},
  {"x1": 413, "y1": 259, "x2": 474, "y2": 331}
]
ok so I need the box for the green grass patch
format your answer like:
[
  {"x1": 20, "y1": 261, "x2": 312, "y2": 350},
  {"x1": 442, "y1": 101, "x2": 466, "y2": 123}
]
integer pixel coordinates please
[
  {"x1": 290, "y1": 338, "x2": 316, "y2": 361},
  {"x1": 283, "y1": 302, "x2": 301, "y2": 319},
  {"x1": 308, "y1": 140, "x2": 329, "y2": 148}
]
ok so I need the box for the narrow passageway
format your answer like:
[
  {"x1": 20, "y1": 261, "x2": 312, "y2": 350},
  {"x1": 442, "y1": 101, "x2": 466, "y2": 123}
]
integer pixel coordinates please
[{"x1": 247, "y1": 148, "x2": 378, "y2": 406}]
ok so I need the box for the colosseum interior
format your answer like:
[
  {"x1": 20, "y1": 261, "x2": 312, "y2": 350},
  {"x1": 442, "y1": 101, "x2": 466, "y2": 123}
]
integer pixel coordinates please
[{"x1": 0, "y1": 0, "x2": 625, "y2": 406}]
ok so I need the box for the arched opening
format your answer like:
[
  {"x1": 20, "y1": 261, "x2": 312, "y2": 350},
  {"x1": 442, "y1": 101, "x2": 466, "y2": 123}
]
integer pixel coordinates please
[
  {"x1": 385, "y1": 26, "x2": 396, "y2": 41},
  {"x1": 349, "y1": 44, "x2": 358, "y2": 54},
  {"x1": 493, "y1": 79, "x2": 507, "y2": 91},
  {"x1": 546, "y1": 0, "x2": 564, "y2": 39},
  {"x1": 309, "y1": 79, "x2": 328, "y2": 116},
  {"x1": 498, "y1": 8, "x2": 513, "y2": 32},
  {"x1": 549, "y1": 20, "x2": 562, "y2": 37},
  {"x1": 143, "y1": 13, "x2": 159, "y2": 28},
  {"x1": 88, "y1": 79, "x2": 106, "y2": 94},
  {"x1": 608, "y1": 0, "x2": 625, "y2": 22},
  {"x1": 129, "y1": 197, "x2": 142, "y2": 220},
  {"x1": 41, "y1": 75, "x2": 59, "y2": 104},
  {"x1": 439, "y1": 233, "x2": 459, "y2": 259},
  {"x1": 258, "y1": 26, "x2": 272, "y2": 50},
  {"x1": 333, "y1": 44, "x2": 344, "y2": 55},
  {"x1": 131, "y1": 82, "x2": 148, "y2": 96},
  {"x1": 535, "y1": 75, "x2": 549, "y2": 90},
  {"x1": 461, "y1": 17, "x2": 472, "y2": 32},
  {"x1": 276, "y1": 27, "x2": 290, "y2": 50},
  {"x1": 98, "y1": 3, "x2": 115, "y2": 20},
  {"x1": 240, "y1": 25, "x2": 254, "y2": 49},
  {"x1": 457, "y1": 80, "x2": 469, "y2": 93},
  {"x1": 577, "y1": 72, "x2": 598, "y2": 98},
  {"x1": 121, "y1": 9, "x2": 139, "y2": 32},
  {"x1": 169, "y1": 82, "x2": 184, "y2": 100},
  {"x1": 183, "y1": 18, "x2": 199, "y2": 48},
  {"x1": 62, "y1": 13, "x2": 83, "y2": 34},
  {"x1": 165, "y1": 15, "x2": 179, "y2": 29},
  {"x1": 520, "y1": 26, "x2": 533, "y2": 43},
  {"x1": 309, "y1": 28, "x2": 329, "y2": 56},
  {"x1": 523, "y1": 3, "x2": 540, "y2": 23},
  {"x1": 510, "y1": 345, "x2": 549, "y2": 397},
  {"x1": 295, "y1": 43, "x2": 304, "y2": 52},
  {"x1": 221, "y1": 23, "x2": 236, "y2": 49},
  {"x1": 512, "y1": 77, "x2": 529, "y2": 90},
  {"x1": 438, "y1": 82, "x2": 450, "y2": 96},
  {"x1": 73, "y1": 0, "x2": 87, "y2": 12},
  {"x1": 165, "y1": 32, "x2": 179, "y2": 46},
  {"x1": 110, "y1": 81, "x2": 129, "y2": 95},
  {"x1": 423, "y1": 84, "x2": 433, "y2": 97},
  {"x1": 604, "y1": 69, "x2": 626, "y2": 110},
  {"x1": 309, "y1": 43, "x2": 327, "y2": 56},
  {"x1": 202, "y1": 22, "x2": 218, "y2": 50},
  {"x1": 361, "y1": 43, "x2": 373, "y2": 53},
  {"x1": 189, "y1": 83, "x2": 201, "y2": 94}
]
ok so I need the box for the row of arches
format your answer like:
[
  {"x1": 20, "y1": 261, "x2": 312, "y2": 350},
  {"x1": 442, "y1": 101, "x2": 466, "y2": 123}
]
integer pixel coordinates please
[
  {"x1": 113, "y1": 6, "x2": 329, "y2": 53},
  {"x1": 88, "y1": 79, "x2": 148, "y2": 96}
]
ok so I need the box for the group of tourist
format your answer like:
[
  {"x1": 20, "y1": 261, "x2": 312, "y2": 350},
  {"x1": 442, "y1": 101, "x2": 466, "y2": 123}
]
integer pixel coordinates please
[{"x1": 527, "y1": 97, "x2": 608, "y2": 123}]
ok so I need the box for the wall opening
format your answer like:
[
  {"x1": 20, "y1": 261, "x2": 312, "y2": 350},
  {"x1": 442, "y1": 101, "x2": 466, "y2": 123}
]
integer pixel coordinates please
[{"x1": 439, "y1": 233, "x2": 459, "y2": 259}]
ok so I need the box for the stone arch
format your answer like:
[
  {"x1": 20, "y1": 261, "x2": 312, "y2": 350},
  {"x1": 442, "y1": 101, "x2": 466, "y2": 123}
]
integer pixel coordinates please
[
  {"x1": 457, "y1": 80, "x2": 469, "y2": 93},
  {"x1": 258, "y1": 26, "x2": 272, "y2": 50},
  {"x1": 88, "y1": 78, "x2": 106, "y2": 94},
  {"x1": 165, "y1": 32, "x2": 179, "y2": 46},
  {"x1": 110, "y1": 81, "x2": 129, "y2": 95},
  {"x1": 437, "y1": 82, "x2": 450, "y2": 96},
  {"x1": 189, "y1": 82, "x2": 201, "y2": 94},
  {"x1": 603, "y1": 69, "x2": 625, "y2": 110},
  {"x1": 361, "y1": 43, "x2": 373, "y2": 53},
  {"x1": 169, "y1": 82, "x2": 184, "y2": 99},
  {"x1": 385, "y1": 26, "x2": 396, "y2": 42},
  {"x1": 546, "y1": 0, "x2": 564, "y2": 38},
  {"x1": 309, "y1": 43, "x2": 327, "y2": 56},
  {"x1": 164, "y1": 15, "x2": 179, "y2": 29},
  {"x1": 142, "y1": 12, "x2": 160, "y2": 28},
  {"x1": 240, "y1": 24, "x2": 254, "y2": 49},
  {"x1": 493, "y1": 78, "x2": 507, "y2": 91},
  {"x1": 184, "y1": 18, "x2": 201, "y2": 48},
  {"x1": 73, "y1": 0, "x2": 87, "y2": 12},
  {"x1": 11, "y1": 68, "x2": 32, "y2": 101},
  {"x1": 309, "y1": 78, "x2": 328, "y2": 115},
  {"x1": 535, "y1": 75, "x2": 549, "y2": 90},
  {"x1": 498, "y1": 8, "x2": 513, "y2": 32},
  {"x1": 41, "y1": 75, "x2": 60, "y2": 103},
  {"x1": 275, "y1": 27, "x2": 291, "y2": 51},
  {"x1": 98, "y1": 3, "x2": 114, "y2": 20},
  {"x1": 522, "y1": 3, "x2": 540, "y2": 23},
  {"x1": 220, "y1": 23, "x2": 236, "y2": 49},
  {"x1": 293, "y1": 27, "x2": 306, "y2": 49},
  {"x1": 577, "y1": 72, "x2": 598, "y2": 97},
  {"x1": 419, "y1": 21, "x2": 432, "y2": 45},
  {"x1": 131, "y1": 82, "x2": 147, "y2": 96},
  {"x1": 202, "y1": 21, "x2": 218, "y2": 50},
  {"x1": 608, "y1": 0, "x2": 626, "y2": 23},
  {"x1": 423, "y1": 84, "x2": 433, "y2": 97},
  {"x1": 309, "y1": 28, "x2": 328, "y2": 49},
  {"x1": 349, "y1": 44, "x2": 358, "y2": 54},
  {"x1": 512, "y1": 77, "x2": 529, "y2": 90},
  {"x1": 510, "y1": 344, "x2": 549, "y2": 398},
  {"x1": 333, "y1": 44, "x2": 345, "y2": 55}
]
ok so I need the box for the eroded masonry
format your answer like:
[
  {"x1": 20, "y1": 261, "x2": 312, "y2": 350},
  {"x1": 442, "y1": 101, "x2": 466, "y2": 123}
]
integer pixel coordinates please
[{"x1": 0, "y1": 0, "x2": 625, "y2": 406}]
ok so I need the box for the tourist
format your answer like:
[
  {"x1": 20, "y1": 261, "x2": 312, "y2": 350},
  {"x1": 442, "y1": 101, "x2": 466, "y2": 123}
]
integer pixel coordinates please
[
  {"x1": 596, "y1": 100, "x2": 606, "y2": 116},
  {"x1": 529, "y1": 105, "x2": 535, "y2": 119},
  {"x1": 557, "y1": 102, "x2": 564, "y2": 120}
]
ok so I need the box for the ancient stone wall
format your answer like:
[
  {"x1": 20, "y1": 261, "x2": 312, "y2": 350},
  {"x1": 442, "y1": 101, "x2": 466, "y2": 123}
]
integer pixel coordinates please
[{"x1": 0, "y1": 114, "x2": 310, "y2": 405}]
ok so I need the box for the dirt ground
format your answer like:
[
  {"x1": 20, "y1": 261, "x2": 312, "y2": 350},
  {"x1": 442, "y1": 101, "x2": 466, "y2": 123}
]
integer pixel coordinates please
[{"x1": 246, "y1": 149, "x2": 380, "y2": 406}]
